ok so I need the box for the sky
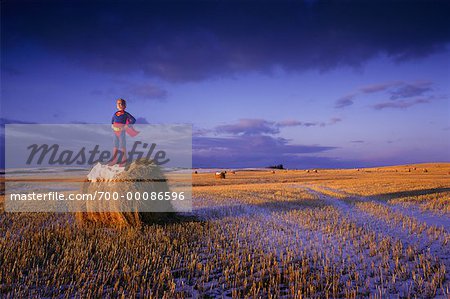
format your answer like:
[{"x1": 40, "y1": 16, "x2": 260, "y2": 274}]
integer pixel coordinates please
[{"x1": 1, "y1": 0, "x2": 449, "y2": 169}]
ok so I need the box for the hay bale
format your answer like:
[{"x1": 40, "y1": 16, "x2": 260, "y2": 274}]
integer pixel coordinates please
[
  {"x1": 215, "y1": 171, "x2": 226, "y2": 179},
  {"x1": 76, "y1": 159, "x2": 175, "y2": 226}
]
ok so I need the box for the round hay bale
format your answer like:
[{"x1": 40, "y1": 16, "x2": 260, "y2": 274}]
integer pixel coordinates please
[
  {"x1": 75, "y1": 159, "x2": 175, "y2": 226},
  {"x1": 215, "y1": 171, "x2": 226, "y2": 179}
]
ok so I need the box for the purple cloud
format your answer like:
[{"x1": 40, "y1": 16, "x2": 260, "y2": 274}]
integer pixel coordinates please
[
  {"x1": 123, "y1": 82, "x2": 168, "y2": 101},
  {"x1": 372, "y1": 98, "x2": 430, "y2": 110},
  {"x1": 191, "y1": 117, "x2": 349, "y2": 168},
  {"x1": 336, "y1": 80, "x2": 441, "y2": 109},
  {"x1": 276, "y1": 120, "x2": 303, "y2": 127},
  {"x1": 302, "y1": 122, "x2": 318, "y2": 127},
  {"x1": 335, "y1": 94, "x2": 356, "y2": 108},
  {"x1": 389, "y1": 81, "x2": 432, "y2": 100},
  {"x1": 135, "y1": 117, "x2": 150, "y2": 124},
  {"x1": 215, "y1": 118, "x2": 341, "y2": 135},
  {"x1": 193, "y1": 127, "x2": 212, "y2": 137},
  {"x1": 193, "y1": 135, "x2": 341, "y2": 168},
  {"x1": 5, "y1": 1, "x2": 450, "y2": 82},
  {"x1": 329, "y1": 117, "x2": 342, "y2": 124},
  {"x1": 215, "y1": 119, "x2": 279, "y2": 135},
  {"x1": 359, "y1": 81, "x2": 403, "y2": 93}
]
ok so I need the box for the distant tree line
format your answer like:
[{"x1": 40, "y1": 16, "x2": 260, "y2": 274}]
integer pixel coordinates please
[{"x1": 268, "y1": 164, "x2": 284, "y2": 169}]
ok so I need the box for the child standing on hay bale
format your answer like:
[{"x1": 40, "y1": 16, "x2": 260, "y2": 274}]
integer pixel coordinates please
[{"x1": 109, "y1": 98, "x2": 138, "y2": 167}]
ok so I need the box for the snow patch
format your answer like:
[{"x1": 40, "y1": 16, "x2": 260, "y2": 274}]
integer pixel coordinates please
[{"x1": 86, "y1": 162, "x2": 125, "y2": 181}]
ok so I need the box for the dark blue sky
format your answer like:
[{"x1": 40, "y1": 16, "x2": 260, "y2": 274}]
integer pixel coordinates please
[{"x1": 1, "y1": 0, "x2": 449, "y2": 168}]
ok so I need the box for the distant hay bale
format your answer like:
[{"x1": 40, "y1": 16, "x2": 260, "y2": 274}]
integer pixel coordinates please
[
  {"x1": 75, "y1": 159, "x2": 175, "y2": 227},
  {"x1": 272, "y1": 170, "x2": 275, "y2": 174},
  {"x1": 215, "y1": 171, "x2": 226, "y2": 179},
  {"x1": 423, "y1": 168, "x2": 428, "y2": 173},
  {"x1": 194, "y1": 170, "x2": 198, "y2": 174}
]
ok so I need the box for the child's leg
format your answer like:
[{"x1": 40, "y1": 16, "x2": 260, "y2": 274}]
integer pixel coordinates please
[
  {"x1": 118, "y1": 131, "x2": 128, "y2": 166},
  {"x1": 108, "y1": 147, "x2": 119, "y2": 166},
  {"x1": 109, "y1": 132, "x2": 125, "y2": 166},
  {"x1": 119, "y1": 147, "x2": 127, "y2": 167}
]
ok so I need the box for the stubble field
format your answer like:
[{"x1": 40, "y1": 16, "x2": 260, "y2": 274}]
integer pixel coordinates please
[{"x1": 1, "y1": 163, "x2": 449, "y2": 298}]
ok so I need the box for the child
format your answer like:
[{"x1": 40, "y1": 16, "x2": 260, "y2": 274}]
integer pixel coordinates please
[{"x1": 109, "y1": 98, "x2": 137, "y2": 166}]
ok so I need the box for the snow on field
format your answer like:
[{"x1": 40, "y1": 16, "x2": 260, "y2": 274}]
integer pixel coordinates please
[{"x1": 191, "y1": 184, "x2": 450, "y2": 297}]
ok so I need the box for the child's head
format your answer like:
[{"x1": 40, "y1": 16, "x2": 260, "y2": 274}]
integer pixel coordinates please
[{"x1": 116, "y1": 98, "x2": 127, "y2": 110}]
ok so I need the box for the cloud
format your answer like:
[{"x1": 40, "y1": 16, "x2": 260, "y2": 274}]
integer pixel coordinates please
[
  {"x1": 350, "y1": 140, "x2": 365, "y2": 143},
  {"x1": 336, "y1": 80, "x2": 442, "y2": 109},
  {"x1": 276, "y1": 120, "x2": 303, "y2": 127},
  {"x1": 214, "y1": 118, "x2": 341, "y2": 135},
  {"x1": 193, "y1": 127, "x2": 213, "y2": 137},
  {"x1": 190, "y1": 118, "x2": 346, "y2": 167},
  {"x1": 135, "y1": 117, "x2": 150, "y2": 124},
  {"x1": 359, "y1": 81, "x2": 403, "y2": 94},
  {"x1": 372, "y1": 98, "x2": 430, "y2": 110},
  {"x1": 215, "y1": 119, "x2": 279, "y2": 135},
  {"x1": 125, "y1": 83, "x2": 168, "y2": 100},
  {"x1": 335, "y1": 94, "x2": 356, "y2": 108},
  {"x1": 193, "y1": 135, "x2": 342, "y2": 168},
  {"x1": 389, "y1": 81, "x2": 432, "y2": 100},
  {"x1": 194, "y1": 135, "x2": 334, "y2": 154},
  {"x1": 5, "y1": 1, "x2": 450, "y2": 82},
  {"x1": 329, "y1": 117, "x2": 342, "y2": 125}
]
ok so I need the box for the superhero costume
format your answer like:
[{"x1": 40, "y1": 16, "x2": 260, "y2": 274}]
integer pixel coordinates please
[{"x1": 111, "y1": 110, "x2": 139, "y2": 149}]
